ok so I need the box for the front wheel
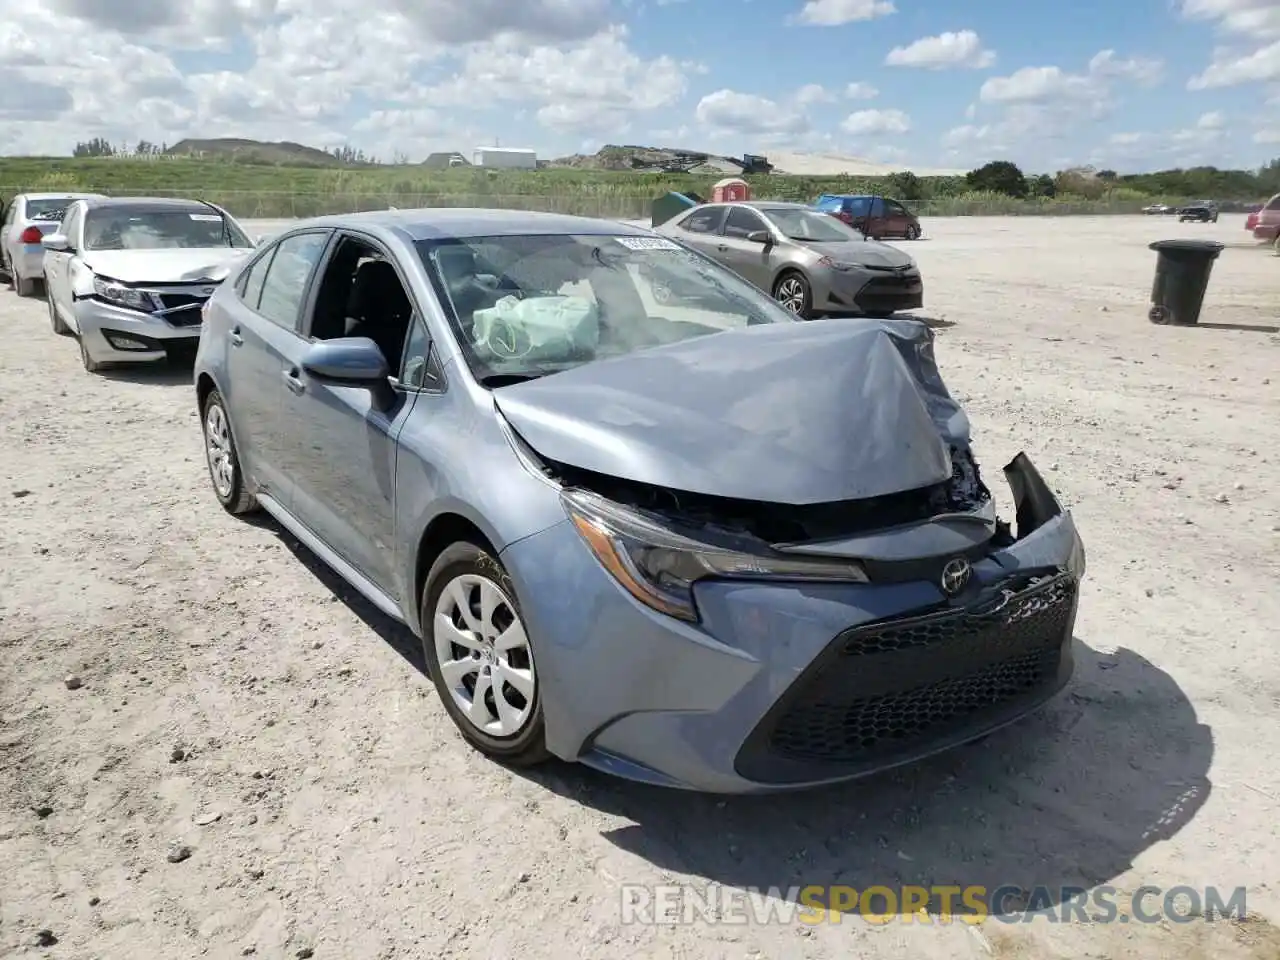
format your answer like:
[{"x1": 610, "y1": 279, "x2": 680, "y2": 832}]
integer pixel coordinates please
[
  {"x1": 47, "y1": 283, "x2": 69, "y2": 335},
  {"x1": 201, "y1": 389, "x2": 258, "y2": 515},
  {"x1": 78, "y1": 336, "x2": 105, "y2": 373},
  {"x1": 905, "y1": 223, "x2": 921, "y2": 240},
  {"x1": 422, "y1": 542, "x2": 549, "y2": 767},
  {"x1": 773, "y1": 271, "x2": 812, "y2": 318}
]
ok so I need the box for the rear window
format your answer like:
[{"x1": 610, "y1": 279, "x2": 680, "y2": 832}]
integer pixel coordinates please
[
  {"x1": 1264, "y1": 194, "x2": 1280, "y2": 211},
  {"x1": 24, "y1": 198, "x2": 74, "y2": 221}
]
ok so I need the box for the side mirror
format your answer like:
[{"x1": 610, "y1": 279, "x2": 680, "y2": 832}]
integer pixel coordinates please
[
  {"x1": 255, "y1": 234, "x2": 270, "y2": 246},
  {"x1": 301, "y1": 337, "x2": 389, "y2": 385},
  {"x1": 746, "y1": 229, "x2": 772, "y2": 245},
  {"x1": 42, "y1": 233, "x2": 71, "y2": 252}
]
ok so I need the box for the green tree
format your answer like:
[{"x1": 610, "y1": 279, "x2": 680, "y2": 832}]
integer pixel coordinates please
[
  {"x1": 965, "y1": 160, "x2": 1028, "y2": 198},
  {"x1": 885, "y1": 170, "x2": 922, "y2": 200},
  {"x1": 1032, "y1": 173, "x2": 1056, "y2": 197},
  {"x1": 72, "y1": 137, "x2": 116, "y2": 157}
]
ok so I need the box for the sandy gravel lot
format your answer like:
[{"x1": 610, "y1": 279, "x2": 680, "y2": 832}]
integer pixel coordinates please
[{"x1": 1, "y1": 214, "x2": 1278, "y2": 960}]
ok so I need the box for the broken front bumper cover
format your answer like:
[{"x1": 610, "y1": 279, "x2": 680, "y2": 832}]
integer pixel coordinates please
[{"x1": 500, "y1": 452, "x2": 1085, "y2": 793}]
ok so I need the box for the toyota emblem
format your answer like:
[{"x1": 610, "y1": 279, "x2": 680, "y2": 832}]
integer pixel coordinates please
[{"x1": 940, "y1": 558, "x2": 972, "y2": 596}]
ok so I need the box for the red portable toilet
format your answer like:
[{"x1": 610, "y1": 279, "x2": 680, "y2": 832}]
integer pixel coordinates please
[{"x1": 712, "y1": 177, "x2": 751, "y2": 202}]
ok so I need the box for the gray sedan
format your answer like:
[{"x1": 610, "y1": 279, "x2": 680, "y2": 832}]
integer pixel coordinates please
[
  {"x1": 653, "y1": 201, "x2": 923, "y2": 319},
  {"x1": 195, "y1": 208, "x2": 1084, "y2": 794}
]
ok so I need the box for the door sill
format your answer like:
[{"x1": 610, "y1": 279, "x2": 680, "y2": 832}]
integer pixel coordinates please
[{"x1": 256, "y1": 492, "x2": 407, "y2": 624}]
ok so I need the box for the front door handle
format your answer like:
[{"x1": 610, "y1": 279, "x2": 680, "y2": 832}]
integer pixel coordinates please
[
  {"x1": 282, "y1": 368, "x2": 305, "y2": 395},
  {"x1": 228, "y1": 326, "x2": 244, "y2": 346}
]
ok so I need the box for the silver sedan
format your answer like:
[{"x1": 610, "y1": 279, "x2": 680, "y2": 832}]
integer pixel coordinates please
[{"x1": 653, "y1": 201, "x2": 923, "y2": 319}]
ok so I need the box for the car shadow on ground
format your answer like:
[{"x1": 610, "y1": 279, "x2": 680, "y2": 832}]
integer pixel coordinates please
[
  {"x1": 244, "y1": 514, "x2": 428, "y2": 674},
  {"x1": 518, "y1": 638, "x2": 1213, "y2": 917},
  {"x1": 249, "y1": 522, "x2": 1212, "y2": 918},
  {"x1": 100, "y1": 356, "x2": 195, "y2": 386}
]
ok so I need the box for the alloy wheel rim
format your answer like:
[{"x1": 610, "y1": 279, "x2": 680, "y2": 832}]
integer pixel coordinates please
[
  {"x1": 204, "y1": 403, "x2": 235, "y2": 499},
  {"x1": 433, "y1": 574, "x2": 535, "y2": 737},
  {"x1": 776, "y1": 278, "x2": 805, "y2": 313}
]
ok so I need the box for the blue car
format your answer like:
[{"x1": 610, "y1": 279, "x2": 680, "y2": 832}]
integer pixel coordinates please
[{"x1": 194, "y1": 208, "x2": 1085, "y2": 794}]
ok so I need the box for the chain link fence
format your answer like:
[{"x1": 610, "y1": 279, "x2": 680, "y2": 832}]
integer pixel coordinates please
[{"x1": 0, "y1": 187, "x2": 1163, "y2": 221}]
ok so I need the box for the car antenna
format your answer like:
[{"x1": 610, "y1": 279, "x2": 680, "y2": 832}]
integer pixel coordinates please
[{"x1": 192, "y1": 197, "x2": 231, "y2": 246}]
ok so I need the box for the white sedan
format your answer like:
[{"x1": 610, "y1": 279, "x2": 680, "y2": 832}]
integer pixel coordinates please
[{"x1": 42, "y1": 197, "x2": 258, "y2": 373}]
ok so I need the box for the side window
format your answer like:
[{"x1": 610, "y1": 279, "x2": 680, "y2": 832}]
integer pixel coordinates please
[
  {"x1": 885, "y1": 201, "x2": 906, "y2": 216},
  {"x1": 1265, "y1": 194, "x2": 1280, "y2": 212},
  {"x1": 679, "y1": 207, "x2": 726, "y2": 234},
  {"x1": 256, "y1": 232, "x2": 329, "y2": 330},
  {"x1": 723, "y1": 206, "x2": 767, "y2": 239},
  {"x1": 59, "y1": 206, "x2": 80, "y2": 246},
  {"x1": 869, "y1": 198, "x2": 885, "y2": 217},
  {"x1": 237, "y1": 247, "x2": 276, "y2": 309},
  {"x1": 846, "y1": 197, "x2": 870, "y2": 217},
  {"x1": 400, "y1": 319, "x2": 445, "y2": 391}
]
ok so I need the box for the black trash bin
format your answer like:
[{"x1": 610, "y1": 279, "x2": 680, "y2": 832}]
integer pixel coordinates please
[{"x1": 1147, "y1": 238, "x2": 1224, "y2": 326}]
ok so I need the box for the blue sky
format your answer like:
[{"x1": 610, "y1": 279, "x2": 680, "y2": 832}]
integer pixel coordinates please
[{"x1": 1, "y1": 0, "x2": 1277, "y2": 173}]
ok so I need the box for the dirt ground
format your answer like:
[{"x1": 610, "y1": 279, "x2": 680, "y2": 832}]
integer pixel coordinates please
[{"x1": 1, "y1": 214, "x2": 1278, "y2": 960}]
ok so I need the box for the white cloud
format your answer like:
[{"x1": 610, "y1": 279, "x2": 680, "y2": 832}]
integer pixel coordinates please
[
  {"x1": 980, "y1": 66, "x2": 1102, "y2": 104},
  {"x1": 1088, "y1": 49, "x2": 1164, "y2": 85},
  {"x1": 845, "y1": 81, "x2": 879, "y2": 99},
  {"x1": 841, "y1": 108, "x2": 910, "y2": 135},
  {"x1": 1180, "y1": 0, "x2": 1280, "y2": 40},
  {"x1": 795, "y1": 84, "x2": 836, "y2": 105},
  {"x1": 1256, "y1": 129, "x2": 1280, "y2": 143},
  {"x1": 885, "y1": 30, "x2": 995, "y2": 70},
  {"x1": 695, "y1": 89, "x2": 809, "y2": 137},
  {"x1": 1110, "y1": 132, "x2": 1146, "y2": 144},
  {"x1": 1197, "y1": 110, "x2": 1227, "y2": 128},
  {"x1": 1188, "y1": 39, "x2": 1280, "y2": 88},
  {"x1": 793, "y1": 0, "x2": 894, "y2": 27}
]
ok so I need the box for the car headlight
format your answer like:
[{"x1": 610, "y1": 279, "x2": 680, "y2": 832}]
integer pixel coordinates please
[
  {"x1": 93, "y1": 276, "x2": 157, "y2": 313},
  {"x1": 561, "y1": 488, "x2": 868, "y2": 622}
]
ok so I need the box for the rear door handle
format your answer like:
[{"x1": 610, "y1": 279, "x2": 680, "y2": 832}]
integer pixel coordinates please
[
  {"x1": 282, "y1": 368, "x2": 305, "y2": 395},
  {"x1": 228, "y1": 326, "x2": 244, "y2": 346}
]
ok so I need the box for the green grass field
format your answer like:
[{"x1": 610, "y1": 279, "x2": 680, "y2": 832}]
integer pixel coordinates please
[{"x1": 0, "y1": 156, "x2": 1259, "y2": 220}]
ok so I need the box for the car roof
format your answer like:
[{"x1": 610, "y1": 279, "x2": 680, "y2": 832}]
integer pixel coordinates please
[
  {"x1": 290, "y1": 208, "x2": 655, "y2": 241},
  {"x1": 19, "y1": 192, "x2": 105, "y2": 201},
  {"x1": 83, "y1": 196, "x2": 217, "y2": 211}
]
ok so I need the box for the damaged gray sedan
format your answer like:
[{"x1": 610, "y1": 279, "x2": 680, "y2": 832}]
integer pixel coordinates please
[{"x1": 195, "y1": 209, "x2": 1086, "y2": 794}]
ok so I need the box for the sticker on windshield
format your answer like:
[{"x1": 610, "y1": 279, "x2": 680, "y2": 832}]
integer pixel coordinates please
[
  {"x1": 189, "y1": 213, "x2": 221, "y2": 221},
  {"x1": 612, "y1": 236, "x2": 681, "y2": 251}
]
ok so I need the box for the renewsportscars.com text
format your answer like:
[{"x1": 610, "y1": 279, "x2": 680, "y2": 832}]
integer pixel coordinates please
[{"x1": 619, "y1": 883, "x2": 1248, "y2": 926}]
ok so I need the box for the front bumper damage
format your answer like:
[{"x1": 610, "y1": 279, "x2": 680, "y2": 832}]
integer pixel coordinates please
[
  {"x1": 75, "y1": 291, "x2": 206, "y2": 365},
  {"x1": 500, "y1": 452, "x2": 1083, "y2": 794}
]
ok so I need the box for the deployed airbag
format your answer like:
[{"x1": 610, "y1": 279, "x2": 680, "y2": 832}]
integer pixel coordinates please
[{"x1": 472, "y1": 295, "x2": 599, "y2": 362}]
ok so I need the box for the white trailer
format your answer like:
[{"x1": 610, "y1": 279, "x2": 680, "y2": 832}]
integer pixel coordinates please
[{"x1": 472, "y1": 147, "x2": 537, "y2": 169}]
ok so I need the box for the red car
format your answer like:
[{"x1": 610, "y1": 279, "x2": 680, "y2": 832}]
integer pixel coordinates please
[{"x1": 1253, "y1": 193, "x2": 1280, "y2": 251}]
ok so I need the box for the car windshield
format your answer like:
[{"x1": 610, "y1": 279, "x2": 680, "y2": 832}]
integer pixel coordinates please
[
  {"x1": 83, "y1": 208, "x2": 252, "y2": 251},
  {"x1": 760, "y1": 207, "x2": 864, "y2": 242},
  {"x1": 418, "y1": 232, "x2": 797, "y2": 384},
  {"x1": 25, "y1": 198, "x2": 75, "y2": 221}
]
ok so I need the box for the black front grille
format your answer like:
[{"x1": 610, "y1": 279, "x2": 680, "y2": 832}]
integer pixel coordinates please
[
  {"x1": 855, "y1": 274, "x2": 923, "y2": 313},
  {"x1": 735, "y1": 573, "x2": 1077, "y2": 783},
  {"x1": 157, "y1": 293, "x2": 208, "y2": 327}
]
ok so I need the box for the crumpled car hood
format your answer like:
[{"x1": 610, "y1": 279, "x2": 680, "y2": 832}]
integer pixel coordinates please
[
  {"x1": 493, "y1": 318, "x2": 970, "y2": 506},
  {"x1": 82, "y1": 248, "x2": 251, "y2": 284}
]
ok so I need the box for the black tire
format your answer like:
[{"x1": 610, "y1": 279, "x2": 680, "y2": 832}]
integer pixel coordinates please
[
  {"x1": 78, "y1": 336, "x2": 105, "y2": 373},
  {"x1": 47, "y1": 282, "x2": 69, "y2": 335},
  {"x1": 772, "y1": 270, "x2": 813, "y2": 318},
  {"x1": 200, "y1": 389, "x2": 258, "y2": 515},
  {"x1": 905, "y1": 223, "x2": 921, "y2": 240},
  {"x1": 421, "y1": 541, "x2": 549, "y2": 767},
  {"x1": 15, "y1": 273, "x2": 36, "y2": 297}
]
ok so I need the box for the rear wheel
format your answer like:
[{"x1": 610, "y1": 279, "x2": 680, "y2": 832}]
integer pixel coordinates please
[
  {"x1": 421, "y1": 542, "x2": 549, "y2": 767},
  {"x1": 773, "y1": 271, "x2": 812, "y2": 318},
  {"x1": 15, "y1": 273, "x2": 36, "y2": 297},
  {"x1": 905, "y1": 223, "x2": 921, "y2": 240},
  {"x1": 202, "y1": 389, "x2": 258, "y2": 515}
]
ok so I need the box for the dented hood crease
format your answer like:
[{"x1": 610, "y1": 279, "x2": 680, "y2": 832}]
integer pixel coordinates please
[
  {"x1": 82, "y1": 248, "x2": 251, "y2": 284},
  {"x1": 493, "y1": 318, "x2": 970, "y2": 506}
]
